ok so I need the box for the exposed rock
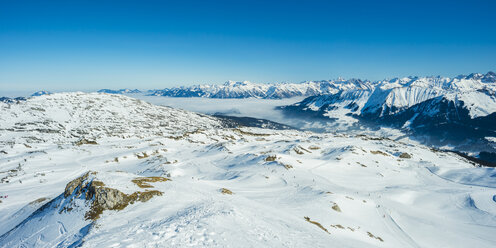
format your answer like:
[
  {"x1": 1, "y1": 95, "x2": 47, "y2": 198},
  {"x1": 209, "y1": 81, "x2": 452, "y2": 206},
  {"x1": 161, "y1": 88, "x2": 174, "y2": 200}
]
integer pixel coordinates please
[
  {"x1": 29, "y1": 197, "x2": 50, "y2": 205},
  {"x1": 304, "y1": 216, "x2": 329, "y2": 234},
  {"x1": 367, "y1": 231, "x2": 384, "y2": 242},
  {"x1": 132, "y1": 176, "x2": 170, "y2": 188},
  {"x1": 234, "y1": 128, "x2": 271, "y2": 137},
  {"x1": 279, "y1": 162, "x2": 293, "y2": 170},
  {"x1": 220, "y1": 188, "x2": 233, "y2": 195},
  {"x1": 63, "y1": 171, "x2": 165, "y2": 220},
  {"x1": 308, "y1": 145, "x2": 321, "y2": 150},
  {"x1": 371, "y1": 150, "x2": 389, "y2": 156},
  {"x1": 331, "y1": 203, "x2": 341, "y2": 212},
  {"x1": 64, "y1": 171, "x2": 95, "y2": 197},
  {"x1": 75, "y1": 138, "x2": 98, "y2": 146},
  {"x1": 265, "y1": 155, "x2": 277, "y2": 162},
  {"x1": 136, "y1": 152, "x2": 149, "y2": 159}
]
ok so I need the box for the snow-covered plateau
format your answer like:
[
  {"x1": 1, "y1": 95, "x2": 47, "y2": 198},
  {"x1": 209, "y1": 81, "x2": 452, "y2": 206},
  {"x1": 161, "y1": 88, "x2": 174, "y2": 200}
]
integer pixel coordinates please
[{"x1": 1, "y1": 92, "x2": 495, "y2": 247}]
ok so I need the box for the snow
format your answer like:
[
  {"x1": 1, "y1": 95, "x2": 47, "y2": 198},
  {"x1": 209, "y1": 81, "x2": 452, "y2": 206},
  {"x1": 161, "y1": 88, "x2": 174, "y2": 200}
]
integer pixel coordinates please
[{"x1": 0, "y1": 93, "x2": 495, "y2": 247}]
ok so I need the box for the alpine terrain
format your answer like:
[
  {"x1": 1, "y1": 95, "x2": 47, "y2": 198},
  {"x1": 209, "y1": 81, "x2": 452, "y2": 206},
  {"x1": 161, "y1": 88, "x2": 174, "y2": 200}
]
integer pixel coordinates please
[{"x1": 0, "y1": 92, "x2": 495, "y2": 247}]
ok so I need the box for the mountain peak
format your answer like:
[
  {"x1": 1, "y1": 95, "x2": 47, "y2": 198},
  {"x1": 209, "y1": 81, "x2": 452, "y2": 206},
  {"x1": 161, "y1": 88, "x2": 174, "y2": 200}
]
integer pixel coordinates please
[
  {"x1": 31, "y1": 90, "x2": 51, "y2": 97},
  {"x1": 223, "y1": 80, "x2": 253, "y2": 87},
  {"x1": 482, "y1": 71, "x2": 496, "y2": 83}
]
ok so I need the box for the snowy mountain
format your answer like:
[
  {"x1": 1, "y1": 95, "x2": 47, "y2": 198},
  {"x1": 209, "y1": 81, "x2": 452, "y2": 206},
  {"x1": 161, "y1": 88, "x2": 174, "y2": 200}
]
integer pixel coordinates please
[
  {"x1": 148, "y1": 79, "x2": 373, "y2": 99},
  {"x1": 97, "y1": 88, "x2": 142, "y2": 94},
  {"x1": 280, "y1": 72, "x2": 496, "y2": 159},
  {"x1": 30, "y1": 91, "x2": 51, "y2": 97},
  {"x1": 146, "y1": 72, "x2": 495, "y2": 104},
  {"x1": 1, "y1": 93, "x2": 495, "y2": 247},
  {"x1": 0, "y1": 97, "x2": 26, "y2": 104}
]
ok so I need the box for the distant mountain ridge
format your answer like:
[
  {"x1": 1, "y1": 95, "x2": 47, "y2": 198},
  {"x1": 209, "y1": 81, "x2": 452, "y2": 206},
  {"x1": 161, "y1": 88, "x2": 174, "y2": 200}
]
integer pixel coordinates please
[
  {"x1": 144, "y1": 72, "x2": 495, "y2": 100},
  {"x1": 92, "y1": 72, "x2": 496, "y2": 101},
  {"x1": 147, "y1": 79, "x2": 374, "y2": 99},
  {"x1": 0, "y1": 96, "x2": 26, "y2": 103},
  {"x1": 97, "y1": 88, "x2": 141, "y2": 94}
]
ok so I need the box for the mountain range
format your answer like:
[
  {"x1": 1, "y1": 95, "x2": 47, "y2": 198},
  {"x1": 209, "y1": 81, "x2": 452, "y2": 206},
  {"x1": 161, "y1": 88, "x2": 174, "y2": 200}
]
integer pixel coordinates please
[
  {"x1": 146, "y1": 79, "x2": 373, "y2": 99},
  {"x1": 141, "y1": 72, "x2": 495, "y2": 101},
  {"x1": 279, "y1": 72, "x2": 496, "y2": 161}
]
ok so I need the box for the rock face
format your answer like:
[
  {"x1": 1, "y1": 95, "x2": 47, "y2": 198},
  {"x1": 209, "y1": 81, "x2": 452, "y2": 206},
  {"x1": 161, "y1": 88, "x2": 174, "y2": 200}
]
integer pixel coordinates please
[
  {"x1": 64, "y1": 171, "x2": 95, "y2": 197},
  {"x1": 63, "y1": 171, "x2": 164, "y2": 220},
  {"x1": 85, "y1": 184, "x2": 130, "y2": 220}
]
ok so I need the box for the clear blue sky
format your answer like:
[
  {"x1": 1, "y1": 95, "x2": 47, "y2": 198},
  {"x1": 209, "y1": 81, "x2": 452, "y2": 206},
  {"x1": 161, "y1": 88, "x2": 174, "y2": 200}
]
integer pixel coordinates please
[{"x1": 1, "y1": 0, "x2": 495, "y2": 92}]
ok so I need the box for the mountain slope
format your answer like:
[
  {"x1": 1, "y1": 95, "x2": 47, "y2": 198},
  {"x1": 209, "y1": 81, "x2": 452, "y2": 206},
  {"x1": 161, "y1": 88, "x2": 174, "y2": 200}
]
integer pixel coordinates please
[
  {"x1": 280, "y1": 72, "x2": 496, "y2": 158},
  {"x1": 1, "y1": 93, "x2": 495, "y2": 248},
  {"x1": 0, "y1": 92, "x2": 221, "y2": 144}
]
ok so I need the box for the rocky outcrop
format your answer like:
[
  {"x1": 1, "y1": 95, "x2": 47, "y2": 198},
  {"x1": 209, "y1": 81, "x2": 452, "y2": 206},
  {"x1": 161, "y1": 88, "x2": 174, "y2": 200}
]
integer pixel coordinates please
[
  {"x1": 74, "y1": 138, "x2": 98, "y2": 146},
  {"x1": 64, "y1": 171, "x2": 165, "y2": 220}
]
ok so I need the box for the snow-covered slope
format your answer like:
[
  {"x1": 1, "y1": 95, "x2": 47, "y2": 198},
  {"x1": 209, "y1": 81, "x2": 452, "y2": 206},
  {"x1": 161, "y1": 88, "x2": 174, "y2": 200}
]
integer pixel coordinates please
[
  {"x1": 1, "y1": 93, "x2": 495, "y2": 248},
  {"x1": 0, "y1": 92, "x2": 220, "y2": 144}
]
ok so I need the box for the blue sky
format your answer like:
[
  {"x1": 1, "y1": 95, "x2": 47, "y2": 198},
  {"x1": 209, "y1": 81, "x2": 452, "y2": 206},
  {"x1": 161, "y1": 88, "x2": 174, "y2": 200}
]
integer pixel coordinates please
[{"x1": 1, "y1": 0, "x2": 495, "y2": 92}]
